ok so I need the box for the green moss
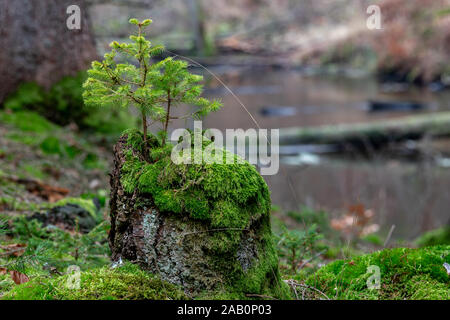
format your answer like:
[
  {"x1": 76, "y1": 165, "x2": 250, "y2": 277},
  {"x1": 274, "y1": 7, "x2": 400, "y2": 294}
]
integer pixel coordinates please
[
  {"x1": 0, "y1": 194, "x2": 42, "y2": 213},
  {"x1": 3, "y1": 73, "x2": 87, "y2": 126},
  {"x1": 362, "y1": 234, "x2": 383, "y2": 246},
  {"x1": 40, "y1": 136, "x2": 81, "y2": 158},
  {"x1": 118, "y1": 130, "x2": 288, "y2": 299},
  {"x1": 225, "y1": 235, "x2": 291, "y2": 299},
  {"x1": 80, "y1": 190, "x2": 108, "y2": 208},
  {"x1": 121, "y1": 129, "x2": 271, "y2": 255},
  {"x1": 21, "y1": 164, "x2": 47, "y2": 180},
  {"x1": 3, "y1": 263, "x2": 188, "y2": 300},
  {"x1": 46, "y1": 72, "x2": 86, "y2": 125},
  {"x1": 0, "y1": 111, "x2": 62, "y2": 151},
  {"x1": 3, "y1": 215, "x2": 110, "y2": 273},
  {"x1": 40, "y1": 136, "x2": 62, "y2": 155},
  {"x1": 51, "y1": 197, "x2": 98, "y2": 220},
  {"x1": 406, "y1": 274, "x2": 449, "y2": 300},
  {"x1": 3, "y1": 82, "x2": 46, "y2": 111},
  {"x1": 197, "y1": 222, "x2": 292, "y2": 300},
  {"x1": 0, "y1": 111, "x2": 58, "y2": 134},
  {"x1": 0, "y1": 274, "x2": 14, "y2": 299},
  {"x1": 306, "y1": 246, "x2": 450, "y2": 300},
  {"x1": 2, "y1": 73, "x2": 136, "y2": 134},
  {"x1": 83, "y1": 107, "x2": 137, "y2": 136},
  {"x1": 121, "y1": 129, "x2": 270, "y2": 231},
  {"x1": 416, "y1": 226, "x2": 450, "y2": 247}
]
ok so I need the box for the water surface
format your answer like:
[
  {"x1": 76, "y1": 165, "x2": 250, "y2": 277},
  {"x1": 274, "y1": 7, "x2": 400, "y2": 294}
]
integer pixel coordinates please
[{"x1": 182, "y1": 66, "x2": 450, "y2": 239}]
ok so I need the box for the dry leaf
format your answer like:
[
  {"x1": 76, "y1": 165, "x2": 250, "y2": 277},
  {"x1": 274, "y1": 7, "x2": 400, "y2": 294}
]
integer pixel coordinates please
[
  {"x1": 0, "y1": 243, "x2": 27, "y2": 257},
  {"x1": 10, "y1": 270, "x2": 30, "y2": 284},
  {"x1": 5, "y1": 176, "x2": 69, "y2": 202},
  {"x1": 0, "y1": 267, "x2": 7, "y2": 275}
]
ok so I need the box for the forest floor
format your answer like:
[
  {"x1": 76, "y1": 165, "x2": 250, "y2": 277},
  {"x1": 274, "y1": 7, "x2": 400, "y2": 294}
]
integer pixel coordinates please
[{"x1": 0, "y1": 109, "x2": 448, "y2": 300}]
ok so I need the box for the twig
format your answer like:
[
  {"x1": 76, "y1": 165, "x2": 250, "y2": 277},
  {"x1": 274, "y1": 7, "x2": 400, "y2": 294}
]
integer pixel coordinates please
[
  {"x1": 292, "y1": 283, "x2": 299, "y2": 300},
  {"x1": 0, "y1": 248, "x2": 25, "y2": 257},
  {"x1": 383, "y1": 224, "x2": 396, "y2": 247},
  {"x1": 284, "y1": 279, "x2": 330, "y2": 300},
  {"x1": 297, "y1": 249, "x2": 326, "y2": 270}
]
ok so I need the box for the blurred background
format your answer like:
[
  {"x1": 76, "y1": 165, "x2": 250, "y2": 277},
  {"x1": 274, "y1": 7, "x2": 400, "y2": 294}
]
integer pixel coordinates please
[{"x1": 1, "y1": 0, "x2": 449, "y2": 243}]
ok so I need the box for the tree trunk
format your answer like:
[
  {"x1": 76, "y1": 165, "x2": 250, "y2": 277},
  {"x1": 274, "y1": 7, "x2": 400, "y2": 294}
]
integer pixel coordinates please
[
  {"x1": 187, "y1": 0, "x2": 206, "y2": 54},
  {"x1": 0, "y1": 0, "x2": 98, "y2": 102},
  {"x1": 109, "y1": 134, "x2": 287, "y2": 298}
]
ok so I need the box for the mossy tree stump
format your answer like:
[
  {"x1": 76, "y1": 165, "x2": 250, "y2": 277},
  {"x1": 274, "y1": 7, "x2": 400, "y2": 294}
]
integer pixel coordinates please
[{"x1": 108, "y1": 130, "x2": 288, "y2": 298}]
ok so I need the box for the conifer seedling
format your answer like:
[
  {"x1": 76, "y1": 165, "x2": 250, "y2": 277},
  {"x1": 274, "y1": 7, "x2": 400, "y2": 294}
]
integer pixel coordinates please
[{"x1": 82, "y1": 18, "x2": 222, "y2": 156}]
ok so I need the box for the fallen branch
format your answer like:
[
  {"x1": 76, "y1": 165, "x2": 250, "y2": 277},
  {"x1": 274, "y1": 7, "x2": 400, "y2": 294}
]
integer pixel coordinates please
[
  {"x1": 279, "y1": 111, "x2": 450, "y2": 151},
  {"x1": 284, "y1": 279, "x2": 330, "y2": 300}
]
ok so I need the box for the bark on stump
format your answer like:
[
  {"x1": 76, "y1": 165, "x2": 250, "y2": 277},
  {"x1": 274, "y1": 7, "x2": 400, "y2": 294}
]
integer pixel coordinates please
[{"x1": 108, "y1": 133, "x2": 286, "y2": 298}]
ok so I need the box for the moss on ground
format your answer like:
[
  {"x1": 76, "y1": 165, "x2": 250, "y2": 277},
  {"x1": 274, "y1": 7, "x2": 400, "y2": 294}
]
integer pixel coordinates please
[
  {"x1": 0, "y1": 110, "x2": 58, "y2": 134},
  {"x1": 51, "y1": 197, "x2": 99, "y2": 220},
  {"x1": 3, "y1": 260, "x2": 288, "y2": 300},
  {"x1": 1, "y1": 216, "x2": 111, "y2": 272},
  {"x1": 3, "y1": 263, "x2": 187, "y2": 300},
  {"x1": 415, "y1": 227, "x2": 450, "y2": 247},
  {"x1": 0, "y1": 273, "x2": 14, "y2": 298},
  {"x1": 2, "y1": 75, "x2": 137, "y2": 135},
  {"x1": 0, "y1": 110, "x2": 108, "y2": 172},
  {"x1": 305, "y1": 245, "x2": 449, "y2": 300}
]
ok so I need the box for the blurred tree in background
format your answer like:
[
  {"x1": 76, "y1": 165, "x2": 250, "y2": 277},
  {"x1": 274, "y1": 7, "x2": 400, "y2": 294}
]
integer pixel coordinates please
[
  {"x1": 1, "y1": 0, "x2": 449, "y2": 106},
  {"x1": 0, "y1": 0, "x2": 97, "y2": 102}
]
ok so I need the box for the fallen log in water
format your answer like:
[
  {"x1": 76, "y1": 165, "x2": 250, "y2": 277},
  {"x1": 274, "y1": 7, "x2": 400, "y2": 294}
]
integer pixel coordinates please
[
  {"x1": 279, "y1": 112, "x2": 450, "y2": 152},
  {"x1": 367, "y1": 100, "x2": 425, "y2": 113}
]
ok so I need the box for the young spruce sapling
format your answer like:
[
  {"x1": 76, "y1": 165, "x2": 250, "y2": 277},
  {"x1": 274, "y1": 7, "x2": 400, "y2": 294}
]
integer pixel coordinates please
[{"x1": 82, "y1": 18, "x2": 222, "y2": 156}]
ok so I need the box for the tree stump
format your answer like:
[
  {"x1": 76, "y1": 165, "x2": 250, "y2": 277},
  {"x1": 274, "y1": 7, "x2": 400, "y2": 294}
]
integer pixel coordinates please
[{"x1": 109, "y1": 131, "x2": 288, "y2": 298}]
